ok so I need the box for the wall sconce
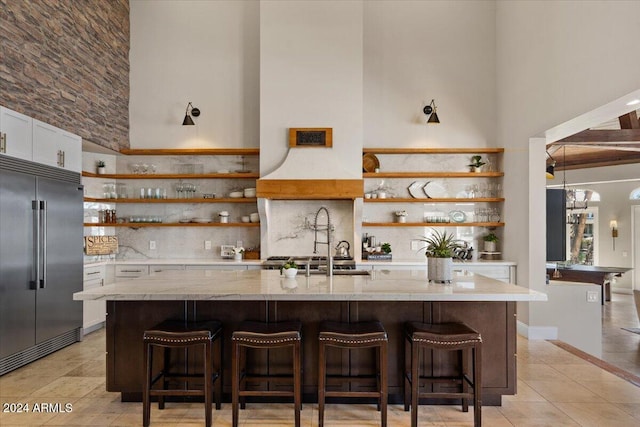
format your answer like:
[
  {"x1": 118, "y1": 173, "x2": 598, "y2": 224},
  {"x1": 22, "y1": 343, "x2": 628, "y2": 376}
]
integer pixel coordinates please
[
  {"x1": 610, "y1": 220, "x2": 618, "y2": 250},
  {"x1": 422, "y1": 99, "x2": 440, "y2": 124},
  {"x1": 182, "y1": 102, "x2": 200, "y2": 126},
  {"x1": 545, "y1": 151, "x2": 556, "y2": 179}
]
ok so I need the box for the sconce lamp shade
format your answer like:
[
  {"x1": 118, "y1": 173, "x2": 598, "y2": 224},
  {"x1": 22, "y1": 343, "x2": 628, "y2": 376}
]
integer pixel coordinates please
[
  {"x1": 182, "y1": 102, "x2": 200, "y2": 126},
  {"x1": 423, "y1": 99, "x2": 440, "y2": 124},
  {"x1": 546, "y1": 163, "x2": 555, "y2": 179},
  {"x1": 545, "y1": 150, "x2": 556, "y2": 179},
  {"x1": 182, "y1": 114, "x2": 195, "y2": 126}
]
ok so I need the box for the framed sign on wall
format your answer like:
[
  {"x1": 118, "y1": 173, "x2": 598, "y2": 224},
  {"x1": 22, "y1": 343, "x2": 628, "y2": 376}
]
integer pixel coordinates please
[{"x1": 288, "y1": 128, "x2": 332, "y2": 148}]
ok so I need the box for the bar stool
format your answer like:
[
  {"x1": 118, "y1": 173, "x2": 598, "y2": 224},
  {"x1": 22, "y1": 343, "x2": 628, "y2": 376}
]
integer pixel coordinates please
[
  {"x1": 231, "y1": 320, "x2": 302, "y2": 427},
  {"x1": 143, "y1": 319, "x2": 223, "y2": 427},
  {"x1": 404, "y1": 322, "x2": 482, "y2": 427},
  {"x1": 318, "y1": 320, "x2": 388, "y2": 427}
]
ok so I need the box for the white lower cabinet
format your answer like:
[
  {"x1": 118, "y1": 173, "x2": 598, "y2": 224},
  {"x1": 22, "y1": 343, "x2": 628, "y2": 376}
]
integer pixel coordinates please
[
  {"x1": 115, "y1": 264, "x2": 149, "y2": 279},
  {"x1": 363, "y1": 262, "x2": 516, "y2": 283},
  {"x1": 186, "y1": 264, "x2": 249, "y2": 270},
  {"x1": 83, "y1": 265, "x2": 106, "y2": 333},
  {"x1": 451, "y1": 264, "x2": 515, "y2": 283},
  {"x1": 150, "y1": 265, "x2": 185, "y2": 273}
]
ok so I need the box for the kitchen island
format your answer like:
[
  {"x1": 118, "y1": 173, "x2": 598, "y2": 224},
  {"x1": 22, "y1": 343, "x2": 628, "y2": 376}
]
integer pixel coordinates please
[{"x1": 74, "y1": 269, "x2": 546, "y2": 405}]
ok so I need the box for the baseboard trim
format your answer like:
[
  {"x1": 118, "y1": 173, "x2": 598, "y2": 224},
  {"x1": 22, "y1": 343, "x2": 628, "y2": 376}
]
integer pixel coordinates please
[{"x1": 517, "y1": 320, "x2": 558, "y2": 340}]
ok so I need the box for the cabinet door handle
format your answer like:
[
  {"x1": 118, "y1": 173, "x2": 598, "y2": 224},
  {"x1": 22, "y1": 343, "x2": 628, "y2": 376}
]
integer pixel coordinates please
[
  {"x1": 86, "y1": 271, "x2": 101, "y2": 275},
  {"x1": 120, "y1": 269, "x2": 143, "y2": 273},
  {"x1": 61, "y1": 150, "x2": 65, "y2": 167},
  {"x1": 0, "y1": 132, "x2": 6, "y2": 153}
]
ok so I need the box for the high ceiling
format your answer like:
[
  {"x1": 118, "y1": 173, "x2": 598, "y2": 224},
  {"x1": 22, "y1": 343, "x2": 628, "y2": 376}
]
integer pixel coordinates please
[{"x1": 546, "y1": 110, "x2": 640, "y2": 171}]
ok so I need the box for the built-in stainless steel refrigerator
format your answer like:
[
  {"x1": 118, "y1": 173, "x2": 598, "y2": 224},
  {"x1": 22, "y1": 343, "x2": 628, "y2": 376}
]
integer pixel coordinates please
[{"x1": 0, "y1": 156, "x2": 83, "y2": 375}]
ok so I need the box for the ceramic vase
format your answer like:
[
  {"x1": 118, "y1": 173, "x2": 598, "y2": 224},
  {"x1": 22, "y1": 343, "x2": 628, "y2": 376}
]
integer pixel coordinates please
[
  {"x1": 427, "y1": 257, "x2": 453, "y2": 283},
  {"x1": 283, "y1": 268, "x2": 298, "y2": 278},
  {"x1": 484, "y1": 241, "x2": 497, "y2": 252}
]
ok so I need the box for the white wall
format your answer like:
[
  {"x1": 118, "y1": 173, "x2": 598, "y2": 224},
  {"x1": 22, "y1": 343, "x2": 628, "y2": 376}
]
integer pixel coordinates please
[
  {"x1": 363, "y1": 1, "x2": 496, "y2": 149},
  {"x1": 129, "y1": 0, "x2": 260, "y2": 149},
  {"x1": 496, "y1": 0, "x2": 640, "y2": 330}
]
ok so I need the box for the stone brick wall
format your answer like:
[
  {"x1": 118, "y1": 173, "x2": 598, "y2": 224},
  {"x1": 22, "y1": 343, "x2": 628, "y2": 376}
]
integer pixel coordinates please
[{"x1": 0, "y1": 0, "x2": 129, "y2": 151}]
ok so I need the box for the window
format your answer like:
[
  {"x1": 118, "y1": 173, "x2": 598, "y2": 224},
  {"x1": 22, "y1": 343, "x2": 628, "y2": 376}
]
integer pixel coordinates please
[{"x1": 630, "y1": 187, "x2": 640, "y2": 200}]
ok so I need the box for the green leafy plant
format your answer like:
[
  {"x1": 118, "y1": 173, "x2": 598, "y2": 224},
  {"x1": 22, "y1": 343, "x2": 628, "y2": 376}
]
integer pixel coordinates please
[
  {"x1": 96, "y1": 160, "x2": 106, "y2": 168},
  {"x1": 381, "y1": 243, "x2": 392, "y2": 254},
  {"x1": 468, "y1": 155, "x2": 485, "y2": 168},
  {"x1": 418, "y1": 229, "x2": 460, "y2": 258},
  {"x1": 483, "y1": 232, "x2": 499, "y2": 243},
  {"x1": 279, "y1": 258, "x2": 299, "y2": 274}
]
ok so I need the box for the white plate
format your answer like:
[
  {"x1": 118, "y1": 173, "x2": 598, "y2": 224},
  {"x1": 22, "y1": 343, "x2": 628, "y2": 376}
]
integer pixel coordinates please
[
  {"x1": 229, "y1": 192, "x2": 243, "y2": 198},
  {"x1": 192, "y1": 218, "x2": 212, "y2": 223},
  {"x1": 424, "y1": 181, "x2": 447, "y2": 198},
  {"x1": 408, "y1": 181, "x2": 428, "y2": 199},
  {"x1": 449, "y1": 210, "x2": 466, "y2": 223}
]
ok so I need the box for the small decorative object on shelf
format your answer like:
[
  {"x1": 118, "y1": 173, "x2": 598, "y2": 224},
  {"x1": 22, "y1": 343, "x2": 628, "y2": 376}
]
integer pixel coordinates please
[
  {"x1": 394, "y1": 210, "x2": 407, "y2": 223},
  {"x1": 233, "y1": 246, "x2": 244, "y2": 261},
  {"x1": 483, "y1": 232, "x2": 499, "y2": 252},
  {"x1": 96, "y1": 160, "x2": 106, "y2": 174},
  {"x1": 364, "y1": 242, "x2": 392, "y2": 261},
  {"x1": 280, "y1": 258, "x2": 299, "y2": 277},
  {"x1": 468, "y1": 155, "x2": 485, "y2": 173}
]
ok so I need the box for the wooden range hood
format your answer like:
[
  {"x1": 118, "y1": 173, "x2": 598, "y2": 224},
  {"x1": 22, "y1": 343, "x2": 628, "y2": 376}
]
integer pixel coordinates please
[{"x1": 256, "y1": 179, "x2": 363, "y2": 200}]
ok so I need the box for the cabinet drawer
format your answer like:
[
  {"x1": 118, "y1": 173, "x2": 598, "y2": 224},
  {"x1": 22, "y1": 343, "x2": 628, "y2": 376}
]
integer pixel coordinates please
[
  {"x1": 150, "y1": 265, "x2": 185, "y2": 273},
  {"x1": 186, "y1": 264, "x2": 247, "y2": 271},
  {"x1": 453, "y1": 265, "x2": 510, "y2": 280},
  {"x1": 115, "y1": 265, "x2": 149, "y2": 277},
  {"x1": 84, "y1": 265, "x2": 105, "y2": 281},
  {"x1": 83, "y1": 277, "x2": 104, "y2": 290}
]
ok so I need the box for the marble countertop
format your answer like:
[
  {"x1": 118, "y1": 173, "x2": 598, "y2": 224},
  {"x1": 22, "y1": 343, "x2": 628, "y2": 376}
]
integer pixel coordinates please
[{"x1": 73, "y1": 269, "x2": 546, "y2": 302}]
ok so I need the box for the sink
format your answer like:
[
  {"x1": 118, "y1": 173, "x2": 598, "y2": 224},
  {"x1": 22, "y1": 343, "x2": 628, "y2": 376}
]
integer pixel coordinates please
[{"x1": 308, "y1": 270, "x2": 370, "y2": 276}]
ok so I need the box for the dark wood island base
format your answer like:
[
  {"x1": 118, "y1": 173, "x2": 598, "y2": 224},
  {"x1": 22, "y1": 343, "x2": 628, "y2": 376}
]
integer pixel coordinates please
[{"x1": 106, "y1": 300, "x2": 516, "y2": 406}]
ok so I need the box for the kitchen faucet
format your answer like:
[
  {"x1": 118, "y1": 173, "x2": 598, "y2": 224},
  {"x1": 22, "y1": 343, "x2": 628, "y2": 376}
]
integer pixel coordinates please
[{"x1": 313, "y1": 207, "x2": 333, "y2": 276}]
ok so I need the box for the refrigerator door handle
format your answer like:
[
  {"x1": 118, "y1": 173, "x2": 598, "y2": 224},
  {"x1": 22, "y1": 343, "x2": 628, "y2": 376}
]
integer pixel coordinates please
[
  {"x1": 31, "y1": 200, "x2": 40, "y2": 290},
  {"x1": 40, "y1": 200, "x2": 47, "y2": 288}
]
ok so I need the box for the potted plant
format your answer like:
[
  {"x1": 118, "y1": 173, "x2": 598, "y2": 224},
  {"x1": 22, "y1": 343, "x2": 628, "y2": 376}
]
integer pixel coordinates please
[
  {"x1": 381, "y1": 242, "x2": 392, "y2": 254},
  {"x1": 418, "y1": 229, "x2": 460, "y2": 283},
  {"x1": 280, "y1": 258, "x2": 299, "y2": 278},
  {"x1": 96, "y1": 160, "x2": 106, "y2": 174},
  {"x1": 483, "y1": 232, "x2": 499, "y2": 252},
  {"x1": 233, "y1": 246, "x2": 244, "y2": 261},
  {"x1": 468, "y1": 155, "x2": 485, "y2": 173}
]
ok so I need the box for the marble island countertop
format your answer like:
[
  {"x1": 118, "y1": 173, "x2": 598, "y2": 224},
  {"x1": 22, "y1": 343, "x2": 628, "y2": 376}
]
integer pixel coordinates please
[{"x1": 74, "y1": 269, "x2": 546, "y2": 302}]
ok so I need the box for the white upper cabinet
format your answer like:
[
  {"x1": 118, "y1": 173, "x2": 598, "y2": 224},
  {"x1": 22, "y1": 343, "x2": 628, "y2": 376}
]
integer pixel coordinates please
[
  {"x1": 0, "y1": 106, "x2": 33, "y2": 161},
  {"x1": 33, "y1": 119, "x2": 82, "y2": 172},
  {"x1": 1, "y1": 106, "x2": 81, "y2": 172}
]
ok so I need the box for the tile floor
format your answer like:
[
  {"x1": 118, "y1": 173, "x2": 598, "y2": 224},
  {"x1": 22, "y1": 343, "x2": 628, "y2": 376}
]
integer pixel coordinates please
[{"x1": 1, "y1": 294, "x2": 639, "y2": 426}]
